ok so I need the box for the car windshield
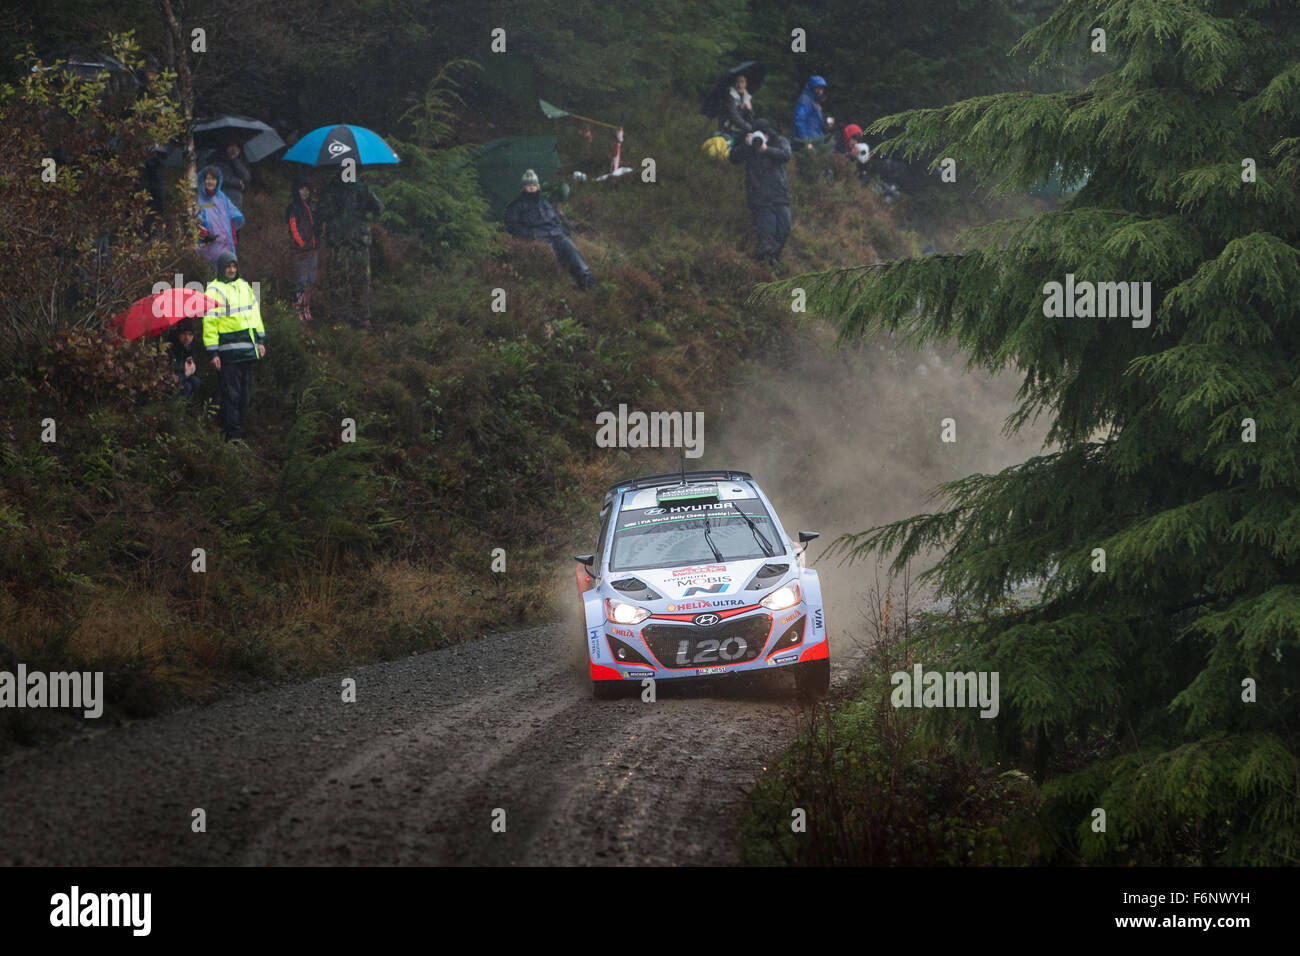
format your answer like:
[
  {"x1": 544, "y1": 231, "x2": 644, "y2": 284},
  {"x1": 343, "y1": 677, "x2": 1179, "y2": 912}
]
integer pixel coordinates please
[{"x1": 609, "y1": 499, "x2": 782, "y2": 571}]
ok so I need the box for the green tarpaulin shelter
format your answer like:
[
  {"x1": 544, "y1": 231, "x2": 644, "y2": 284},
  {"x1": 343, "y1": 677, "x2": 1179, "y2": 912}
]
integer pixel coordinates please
[
  {"x1": 472, "y1": 54, "x2": 538, "y2": 109},
  {"x1": 466, "y1": 135, "x2": 561, "y2": 220}
]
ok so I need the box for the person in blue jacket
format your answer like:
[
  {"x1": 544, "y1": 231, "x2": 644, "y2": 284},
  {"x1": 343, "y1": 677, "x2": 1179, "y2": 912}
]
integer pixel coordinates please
[
  {"x1": 792, "y1": 75, "x2": 830, "y2": 144},
  {"x1": 505, "y1": 169, "x2": 596, "y2": 290}
]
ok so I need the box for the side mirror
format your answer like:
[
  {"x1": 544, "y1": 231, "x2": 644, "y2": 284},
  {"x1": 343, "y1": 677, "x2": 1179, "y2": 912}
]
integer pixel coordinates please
[
  {"x1": 798, "y1": 531, "x2": 820, "y2": 544},
  {"x1": 574, "y1": 553, "x2": 595, "y2": 567}
]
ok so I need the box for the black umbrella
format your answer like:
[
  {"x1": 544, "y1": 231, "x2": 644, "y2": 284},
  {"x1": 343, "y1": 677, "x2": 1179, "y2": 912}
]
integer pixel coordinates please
[
  {"x1": 34, "y1": 49, "x2": 140, "y2": 113},
  {"x1": 699, "y1": 61, "x2": 765, "y2": 119},
  {"x1": 35, "y1": 49, "x2": 136, "y2": 83},
  {"x1": 193, "y1": 116, "x2": 285, "y2": 162},
  {"x1": 162, "y1": 116, "x2": 287, "y2": 167}
]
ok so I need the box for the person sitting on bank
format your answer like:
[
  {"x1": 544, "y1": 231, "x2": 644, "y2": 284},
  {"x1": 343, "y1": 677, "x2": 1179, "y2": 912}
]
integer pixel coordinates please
[{"x1": 504, "y1": 169, "x2": 597, "y2": 291}]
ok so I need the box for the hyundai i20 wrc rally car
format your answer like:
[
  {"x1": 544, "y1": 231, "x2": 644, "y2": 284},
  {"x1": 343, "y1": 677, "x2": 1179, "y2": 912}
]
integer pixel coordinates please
[{"x1": 575, "y1": 470, "x2": 829, "y2": 699}]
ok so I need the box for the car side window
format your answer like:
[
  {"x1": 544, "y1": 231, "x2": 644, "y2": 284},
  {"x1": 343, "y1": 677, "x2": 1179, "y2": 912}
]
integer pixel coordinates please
[{"x1": 594, "y1": 505, "x2": 612, "y2": 569}]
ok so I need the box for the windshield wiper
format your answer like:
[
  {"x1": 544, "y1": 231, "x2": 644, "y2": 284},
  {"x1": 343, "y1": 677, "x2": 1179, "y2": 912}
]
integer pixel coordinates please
[
  {"x1": 702, "y1": 513, "x2": 724, "y2": 562},
  {"x1": 728, "y1": 501, "x2": 775, "y2": 557}
]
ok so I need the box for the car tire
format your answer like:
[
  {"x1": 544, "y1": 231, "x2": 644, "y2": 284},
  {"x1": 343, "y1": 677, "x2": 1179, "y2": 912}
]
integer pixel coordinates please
[
  {"x1": 592, "y1": 680, "x2": 623, "y2": 700},
  {"x1": 794, "y1": 659, "x2": 830, "y2": 699}
]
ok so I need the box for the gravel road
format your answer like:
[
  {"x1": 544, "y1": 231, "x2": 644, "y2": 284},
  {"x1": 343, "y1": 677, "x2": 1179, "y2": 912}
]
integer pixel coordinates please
[
  {"x1": 0, "y1": 622, "x2": 857, "y2": 866},
  {"x1": 0, "y1": 332, "x2": 1031, "y2": 867}
]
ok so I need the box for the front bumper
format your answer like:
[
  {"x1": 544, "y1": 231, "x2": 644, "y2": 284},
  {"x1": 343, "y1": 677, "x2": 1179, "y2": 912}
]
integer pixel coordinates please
[{"x1": 592, "y1": 602, "x2": 827, "y2": 681}]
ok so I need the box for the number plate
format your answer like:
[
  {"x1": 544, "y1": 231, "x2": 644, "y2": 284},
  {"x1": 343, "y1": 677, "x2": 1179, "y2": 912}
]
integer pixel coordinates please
[
  {"x1": 696, "y1": 666, "x2": 730, "y2": 676},
  {"x1": 674, "y1": 635, "x2": 749, "y2": 666}
]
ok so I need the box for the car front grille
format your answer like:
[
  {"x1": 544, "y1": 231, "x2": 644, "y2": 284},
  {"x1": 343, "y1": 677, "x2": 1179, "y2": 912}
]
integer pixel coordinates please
[{"x1": 641, "y1": 614, "x2": 772, "y2": 669}]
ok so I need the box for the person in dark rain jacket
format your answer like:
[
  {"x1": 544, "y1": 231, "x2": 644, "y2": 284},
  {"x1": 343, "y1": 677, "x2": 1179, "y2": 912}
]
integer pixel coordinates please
[
  {"x1": 203, "y1": 138, "x2": 252, "y2": 213},
  {"x1": 504, "y1": 169, "x2": 596, "y2": 290},
  {"x1": 320, "y1": 175, "x2": 384, "y2": 328},
  {"x1": 285, "y1": 177, "x2": 321, "y2": 322},
  {"x1": 723, "y1": 73, "x2": 755, "y2": 135},
  {"x1": 166, "y1": 317, "x2": 202, "y2": 397},
  {"x1": 728, "y1": 119, "x2": 792, "y2": 267}
]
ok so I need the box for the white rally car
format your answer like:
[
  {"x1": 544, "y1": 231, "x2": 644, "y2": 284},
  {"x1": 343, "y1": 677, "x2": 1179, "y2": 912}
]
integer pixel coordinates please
[{"x1": 575, "y1": 470, "x2": 829, "y2": 699}]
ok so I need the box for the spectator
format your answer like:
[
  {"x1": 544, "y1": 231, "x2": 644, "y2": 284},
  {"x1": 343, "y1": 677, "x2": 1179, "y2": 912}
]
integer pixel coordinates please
[
  {"x1": 834, "y1": 123, "x2": 864, "y2": 156},
  {"x1": 196, "y1": 165, "x2": 243, "y2": 268},
  {"x1": 792, "y1": 75, "x2": 830, "y2": 145},
  {"x1": 166, "y1": 317, "x2": 202, "y2": 397},
  {"x1": 728, "y1": 119, "x2": 793, "y2": 269},
  {"x1": 285, "y1": 177, "x2": 321, "y2": 322},
  {"x1": 320, "y1": 175, "x2": 385, "y2": 328},
  {"x1": 792, "y1": 75, "x2": 834, "y2": 181},
  {"x1": 505, "y1": 169, "x2": 596, "y2": 290},
  {"x1": 203, "y1": 251, "x2": 265, "y2": 443},
  {"x1": 723, "y1": 73, "x2": 755, "y2": 135},
  {"x1": 203, "y1": 138, "x2": 252, "y2": 213}
]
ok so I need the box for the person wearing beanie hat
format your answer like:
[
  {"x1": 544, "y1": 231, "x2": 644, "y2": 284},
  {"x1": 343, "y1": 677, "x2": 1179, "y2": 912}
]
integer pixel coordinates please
[
  {"x1": 203, "y1": 250, "x2": 266, "y2": 441},
  {"x1": 504, "y1": 168, "x2": 597, "y2": 291}
]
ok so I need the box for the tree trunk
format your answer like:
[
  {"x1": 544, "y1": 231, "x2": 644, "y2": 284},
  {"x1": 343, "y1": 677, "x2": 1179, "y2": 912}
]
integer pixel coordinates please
[{"x1": 158, "y1": 0, "x2": 196, "y2": 190}]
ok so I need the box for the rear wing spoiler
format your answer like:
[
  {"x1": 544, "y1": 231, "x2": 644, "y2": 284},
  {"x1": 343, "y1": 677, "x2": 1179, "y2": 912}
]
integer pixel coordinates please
[{"x1": 602, "y1": 470, "x2": 754, "y2": 507}]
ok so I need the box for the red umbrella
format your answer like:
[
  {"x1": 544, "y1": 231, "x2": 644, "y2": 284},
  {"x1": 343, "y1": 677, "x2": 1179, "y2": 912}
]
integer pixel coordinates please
[{"x1": 110, "y1": 288, "x2": 219, "y2": 340}]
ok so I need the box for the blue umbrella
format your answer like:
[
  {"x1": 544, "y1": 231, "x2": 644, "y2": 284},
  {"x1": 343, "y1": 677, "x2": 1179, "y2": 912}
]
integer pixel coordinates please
[{"x1": 282, "y1": 125, "x2": 400, "y2": 167}]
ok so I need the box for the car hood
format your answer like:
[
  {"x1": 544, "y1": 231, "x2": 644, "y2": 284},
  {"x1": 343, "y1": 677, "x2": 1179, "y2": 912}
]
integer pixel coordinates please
[{"x1": 611, "y1": 556, "x2": 792, "y2": 609}]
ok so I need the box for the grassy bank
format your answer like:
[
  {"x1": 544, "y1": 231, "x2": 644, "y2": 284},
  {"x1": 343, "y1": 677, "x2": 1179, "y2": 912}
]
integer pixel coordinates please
[
  {"x1": 1, "y1": 96, "x2": 910, "y2": 746},
  {"x1": 740, "y1": 580, "x2": 1044, "y2": 865}
]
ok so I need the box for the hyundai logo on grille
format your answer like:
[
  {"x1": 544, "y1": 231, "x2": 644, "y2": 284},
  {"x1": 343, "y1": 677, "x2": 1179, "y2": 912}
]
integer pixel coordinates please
[{"x1": 693, "y1": 613, "x2": 721, "y2": 627}]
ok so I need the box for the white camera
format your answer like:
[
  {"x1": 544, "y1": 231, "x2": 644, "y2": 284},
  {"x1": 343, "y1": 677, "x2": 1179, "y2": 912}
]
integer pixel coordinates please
[
  {"x1": 748, "y1": 130, "x2": 767, "y2": 147},
  {"x1": 854, "y1": 142, "x2": 871, "y2": 164}
]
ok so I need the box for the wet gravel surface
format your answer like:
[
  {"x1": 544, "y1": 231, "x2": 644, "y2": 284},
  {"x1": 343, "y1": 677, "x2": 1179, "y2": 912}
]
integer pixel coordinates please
[{"x1": 0, "y1": 623, "x2": 855, "y2": 866}]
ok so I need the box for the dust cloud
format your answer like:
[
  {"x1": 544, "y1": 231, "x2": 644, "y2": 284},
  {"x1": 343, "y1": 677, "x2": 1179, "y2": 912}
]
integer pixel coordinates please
[
  {"x1": 553, "y1": 318, "x2": 1051, "y2": 677},
  {"x1": 703, "y1": 320, "x2": 1051, "y2": 661}
]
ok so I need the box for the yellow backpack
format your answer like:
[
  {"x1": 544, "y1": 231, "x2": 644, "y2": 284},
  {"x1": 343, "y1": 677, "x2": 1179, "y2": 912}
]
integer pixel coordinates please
[{"x1": 701, "y1": 133, "x2": 731, "y2": 163}]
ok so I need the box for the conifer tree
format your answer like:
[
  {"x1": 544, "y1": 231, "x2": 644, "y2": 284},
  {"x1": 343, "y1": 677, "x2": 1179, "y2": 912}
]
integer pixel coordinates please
[{"x1": 764, "y1": 0, "x2": 1300, "y2": 864}]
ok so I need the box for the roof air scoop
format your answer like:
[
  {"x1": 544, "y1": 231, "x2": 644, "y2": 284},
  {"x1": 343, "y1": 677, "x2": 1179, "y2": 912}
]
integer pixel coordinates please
[
  {"x1": 745, "y1": 563, "x2": 790, "y2": 589},
  {"x1": 611, "y1": 577, "x2": 661, "y2": 600}
]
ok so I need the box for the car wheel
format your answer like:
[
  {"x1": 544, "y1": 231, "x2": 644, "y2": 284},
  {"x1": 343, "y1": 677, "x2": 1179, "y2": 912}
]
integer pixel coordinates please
[
  {"x1": 592, "y1": 680, "x2": 623, "y2": 700},
  {"x1": 794, "y1": 659, "x2": 830, "y2": 699}
]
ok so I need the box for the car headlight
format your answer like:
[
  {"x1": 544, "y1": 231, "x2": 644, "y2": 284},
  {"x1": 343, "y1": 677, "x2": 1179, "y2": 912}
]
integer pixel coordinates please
[
  {"x1": 760, "y1": 582, "x2": 801, "y2": 610},
  {"x1": 606, "y1": 599, "x2": 651, "y2": 625}
]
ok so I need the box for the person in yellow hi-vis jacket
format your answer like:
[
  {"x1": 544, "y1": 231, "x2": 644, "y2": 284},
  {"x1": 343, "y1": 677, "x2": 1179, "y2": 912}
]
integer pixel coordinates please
[{"x1": 203, "y1": 251, "x2": 266, "y2": 442}]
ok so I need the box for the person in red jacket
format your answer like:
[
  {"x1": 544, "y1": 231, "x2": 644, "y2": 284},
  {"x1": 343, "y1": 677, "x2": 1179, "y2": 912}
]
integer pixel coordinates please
[
  {"x1": 834, "y1": 123, "x2": 864, "y2": 156},
  {"x1": 285, "y1": 177, "x2": 321, "y2": 321}
]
